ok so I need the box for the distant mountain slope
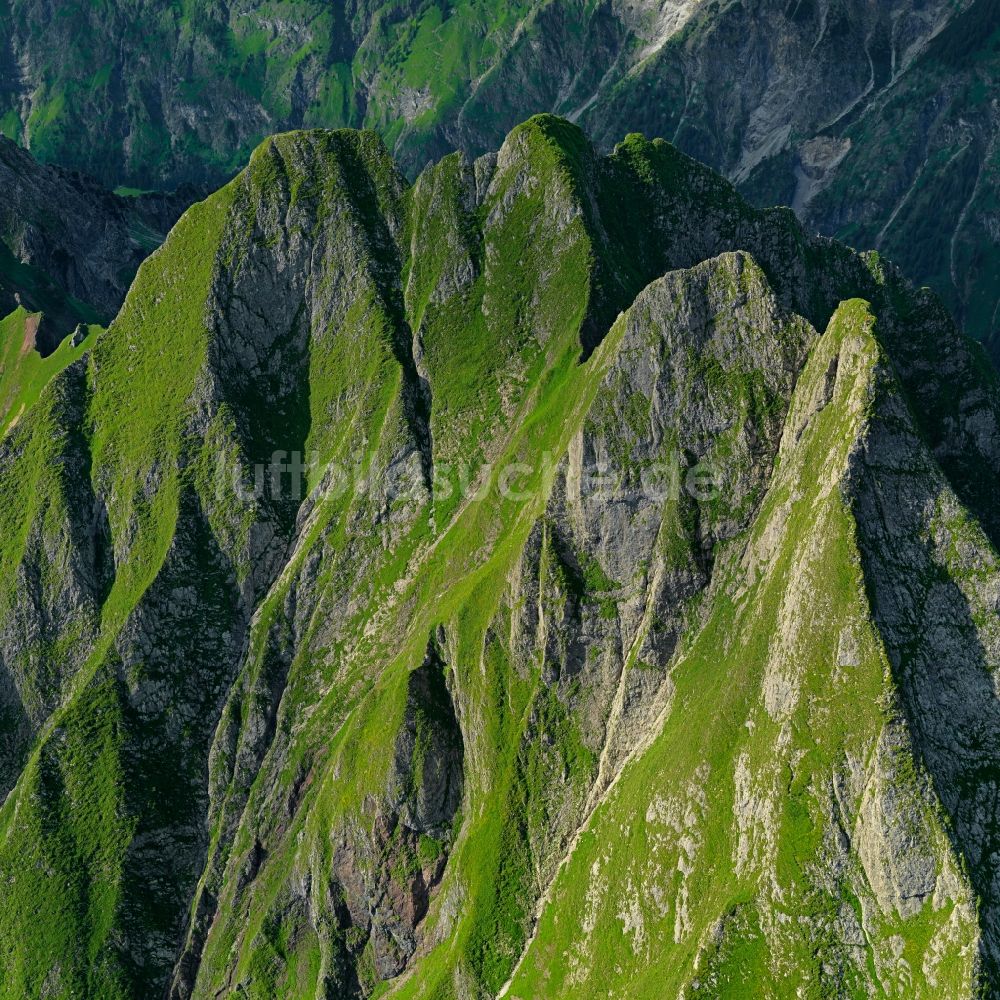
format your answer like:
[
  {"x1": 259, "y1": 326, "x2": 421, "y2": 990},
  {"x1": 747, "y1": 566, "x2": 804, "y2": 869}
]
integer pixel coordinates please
[
  {"x1": 0, "y1": 134, "x2": 192, "y2": 345},
  {"x1": 1, "y1": 0, "x2": 996, "y2": 351},
  {"x1": 1, "y1": 116, "x2": 999, "y2": 999},
  {"x1": 580, "y1": 0, "x2": 1000, "y2": 362}
]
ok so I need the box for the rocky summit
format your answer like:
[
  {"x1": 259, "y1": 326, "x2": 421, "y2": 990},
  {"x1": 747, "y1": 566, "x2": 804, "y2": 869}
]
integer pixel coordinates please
[{"x1": 0, "y1": 114, "x2": 999, "y2": 999}]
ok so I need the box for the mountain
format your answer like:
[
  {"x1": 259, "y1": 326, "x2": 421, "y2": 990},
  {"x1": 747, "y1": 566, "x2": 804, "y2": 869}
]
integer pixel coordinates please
[
  {"x1": 1, "y1": 115, "x2": 999, "y2": 999},
  {"x1": 583, "y1": 0, "x2": 1000, "y2": 364},
  {"x1": 0, "y1": 133, "x2": 194, "y2": 435},
  {"x1": 1, "y1": 0, "x2": 997, "y2": 353},
  {"x1": 0, "y1": 132, "x2": 194, "y2": 355}
]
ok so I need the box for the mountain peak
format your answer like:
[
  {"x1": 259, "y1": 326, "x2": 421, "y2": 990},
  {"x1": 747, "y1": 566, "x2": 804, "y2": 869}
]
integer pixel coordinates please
[{"x1": 1, "y1": 116, "x2": 999, "y2": 999}]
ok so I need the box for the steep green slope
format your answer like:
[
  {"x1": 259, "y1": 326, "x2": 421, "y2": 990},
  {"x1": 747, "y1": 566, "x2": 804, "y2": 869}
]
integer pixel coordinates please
[
  {"x1": 0, "y1": 307, "x2": 100, "y2": 434},
  {"x1": 506, "y1": 299, "x2": 988, "y2": 998},
  {"x1": 0, "y1": 116, "x2": 999, "y2": 1000}
]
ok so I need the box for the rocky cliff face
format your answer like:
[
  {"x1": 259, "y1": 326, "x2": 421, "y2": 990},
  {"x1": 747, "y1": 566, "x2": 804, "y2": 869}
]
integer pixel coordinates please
[
  {"x1": 583, "y1": 0, "x2": 1000, "y2": 359},
  {"x1": 1, "y1": 116, "x2": 999, "y2": 1000},
  {"x1": 2, "y1": 0, "x2": 996, "y2": 354}
]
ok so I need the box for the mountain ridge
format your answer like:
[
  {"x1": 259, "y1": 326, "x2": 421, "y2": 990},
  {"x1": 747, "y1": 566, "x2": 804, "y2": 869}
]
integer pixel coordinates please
[
  {"x1": 1, "y1": 116, "x2": 999, "y2": 999},
  {"x1": 2, "y1": 0, "x2": 996, "y2": 352}
]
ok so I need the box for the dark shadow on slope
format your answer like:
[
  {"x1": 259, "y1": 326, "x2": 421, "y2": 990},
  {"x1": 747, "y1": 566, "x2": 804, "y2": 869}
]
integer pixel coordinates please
[
  {"x1": 289, "y1": 632, "x2": 464, "y2": 996},
  {"x1": 851, "y1": 389, "x2": 1000, "y2": 989},
  {"x1": 112, "y1": 484, "x2": 248, "y2": 997},
  {"x1": 0, "y1": 673, "x2": 29, "y2": 806},
  {"x1": 0, "y1": 357, "x2": 115, "y2": 799},
  {"x1": 167, "y1": 593, "x2": 300, "y2": 1000},
  {"x1": 335, "y1": 137, "x2": 434, "y2": 492}
]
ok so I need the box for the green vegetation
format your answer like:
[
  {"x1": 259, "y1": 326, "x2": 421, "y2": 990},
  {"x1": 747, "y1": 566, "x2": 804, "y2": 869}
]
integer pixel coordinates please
[
  {"x1": 0, "y1": 308, "x2": 99, "y2": 435},
  {"x1": 0, "y1": 117, "x2": 998, "y2": 1000},
  {"x1": 507, "y1": 300, "x2": 981, "y2": 998}
]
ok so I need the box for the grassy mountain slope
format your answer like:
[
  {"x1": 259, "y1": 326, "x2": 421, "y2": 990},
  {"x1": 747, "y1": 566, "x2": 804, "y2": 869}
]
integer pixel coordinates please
[
  {"x1": 506, "y1": 298, "x2": 991, "y2": 998},
  {"x1": 0, "y1": 116, "x2": 999, "y2": 1000},
  {"x1": 0, "y1": 307, "x2": 100, "y2": 434}
]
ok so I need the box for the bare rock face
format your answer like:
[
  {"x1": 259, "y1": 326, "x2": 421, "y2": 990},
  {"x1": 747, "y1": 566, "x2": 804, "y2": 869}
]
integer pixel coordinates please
[{"x1": 1, "y1": 117, "x2": 1000, "y2": 1000}]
